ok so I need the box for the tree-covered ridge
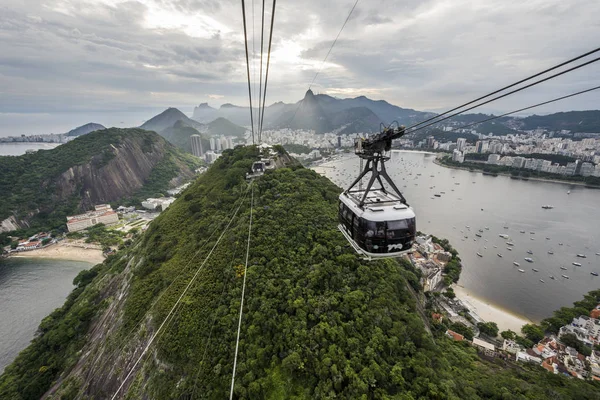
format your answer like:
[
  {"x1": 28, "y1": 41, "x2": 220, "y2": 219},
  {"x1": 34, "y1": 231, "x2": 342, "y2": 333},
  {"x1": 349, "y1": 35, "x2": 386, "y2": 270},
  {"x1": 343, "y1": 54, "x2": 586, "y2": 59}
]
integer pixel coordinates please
[
  {"x1": 0, "y1": 128, "x2": 201, "y2": 235},
  {"x1": 1, "y1": 146, "x2": 599, "y2": 399}
]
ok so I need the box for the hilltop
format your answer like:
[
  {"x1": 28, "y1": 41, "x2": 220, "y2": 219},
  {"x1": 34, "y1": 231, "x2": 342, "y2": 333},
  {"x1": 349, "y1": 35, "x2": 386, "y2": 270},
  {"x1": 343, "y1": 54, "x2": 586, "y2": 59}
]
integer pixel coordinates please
[
  {"x1": 1, "y1": 146, "x2": 598, "y2": 399},
  {"x1": 65, "y1": 123, "x2": 106, "y2": 137},
  {"x1": 141, "y1": 108, "x2": 245, "y2": 154},
  {"x1": 0, "y1": 128, "x2": 201, "y2": 234}
]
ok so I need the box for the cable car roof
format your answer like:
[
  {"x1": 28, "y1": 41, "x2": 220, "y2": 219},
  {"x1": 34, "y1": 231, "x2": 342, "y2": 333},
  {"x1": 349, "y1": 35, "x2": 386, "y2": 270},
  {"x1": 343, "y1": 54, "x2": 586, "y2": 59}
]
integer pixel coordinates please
[{"x1": 340, "y1": 190, "x2": 415, "y2": 222}]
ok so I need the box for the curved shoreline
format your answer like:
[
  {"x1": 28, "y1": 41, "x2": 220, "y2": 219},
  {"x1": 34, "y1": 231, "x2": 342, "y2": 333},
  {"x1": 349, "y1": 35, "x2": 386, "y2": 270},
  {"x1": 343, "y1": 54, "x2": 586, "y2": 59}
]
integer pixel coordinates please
[
  {"x1": 433, "y1": 157, "x2": 594, "y2": 188},
  {"x1": 452, "y1": 284, "x2": 535, "y2": 333},
  {"x1": 8, "y1": 243, "x2": 104, "y2": 265}
]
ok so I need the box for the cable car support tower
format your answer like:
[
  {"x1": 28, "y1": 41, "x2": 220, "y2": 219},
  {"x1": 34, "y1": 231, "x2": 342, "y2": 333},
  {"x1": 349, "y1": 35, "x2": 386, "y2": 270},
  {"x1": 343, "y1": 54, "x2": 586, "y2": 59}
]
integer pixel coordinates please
[{"x1": 345, "y1": 124, "x2": 408, "y2": 207}]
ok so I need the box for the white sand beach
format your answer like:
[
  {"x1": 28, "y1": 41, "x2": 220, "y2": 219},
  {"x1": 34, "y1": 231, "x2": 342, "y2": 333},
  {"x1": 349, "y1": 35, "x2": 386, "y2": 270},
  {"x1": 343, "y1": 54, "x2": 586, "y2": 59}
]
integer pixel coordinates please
[
  {"x1": 11, "y1": 242, "x2": 104, "y2": 265},
  {"x1": 453, "y1": 284, "x2": 534, "y2": 333}
]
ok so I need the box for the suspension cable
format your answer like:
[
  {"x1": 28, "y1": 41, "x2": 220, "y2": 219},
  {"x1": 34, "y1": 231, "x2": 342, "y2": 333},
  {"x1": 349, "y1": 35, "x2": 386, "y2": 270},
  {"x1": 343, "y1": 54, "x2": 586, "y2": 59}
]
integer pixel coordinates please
[
  {"x1": 258, "y1": 0, "x2": 266, "y2": 141},
  {"x1": 229, "y1": 184, "x2": 254, "y2": 400},
  {"x1": 259, "y1": 0, "x2": 277, "y2": 142},
  {"x1": 110, "y1": 188, "x2": 250, "y2": 400},
  {"x1": 288, "y1": 0, "x2": 359, "y2": 127},
  {"x1": 405, "y1": 47, "x2": 600, "y2": 131},
  {"x1": 241, "y1": 0, "x2": 255, "y2": 144},
  {"x1": 408, "y1": 55, "x2": 600, "y2": 135},
  {"x1": 453, "y1": 85, "x2": 600, "y2": 132}
]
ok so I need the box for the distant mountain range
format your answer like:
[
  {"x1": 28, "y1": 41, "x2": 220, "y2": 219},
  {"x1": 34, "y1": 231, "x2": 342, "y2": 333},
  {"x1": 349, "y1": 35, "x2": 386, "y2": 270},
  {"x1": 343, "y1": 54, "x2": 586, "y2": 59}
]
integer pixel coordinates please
[
  {"x1": 190, "y1": 91, "x2": 600, "y2": 136},
  {"x1": 192, "y1": 89, "x2": 434, "y2": 134}
]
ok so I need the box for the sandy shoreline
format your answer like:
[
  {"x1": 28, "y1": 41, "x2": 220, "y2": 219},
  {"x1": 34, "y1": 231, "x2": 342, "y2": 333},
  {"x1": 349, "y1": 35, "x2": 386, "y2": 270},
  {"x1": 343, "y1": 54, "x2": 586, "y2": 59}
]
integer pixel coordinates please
[
  {"x1": 10, "y1": 243, "x2": 104, "y2": 265},
  {"x1": 453, "y1": 284, "x2": 534, "y2": 333}
]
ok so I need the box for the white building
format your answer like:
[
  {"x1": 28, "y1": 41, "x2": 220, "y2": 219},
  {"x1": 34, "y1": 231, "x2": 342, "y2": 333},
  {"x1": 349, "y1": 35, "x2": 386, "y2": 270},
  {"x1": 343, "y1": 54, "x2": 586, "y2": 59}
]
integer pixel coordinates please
[
  {"x1": 190, "y1": 134, "x2": 203, "y2": 157},
  {"x1": 512, "y1": 157, "x2": 526, "y2": 169},
  {"x1": 66, "y1": 204, "x2": 119, "y2": 232},
  {"x1": 204, "y1": 151, "x2": 220, "y2": 164},
  {"x1": 456, "y1": 138, "x2": 467, "y2": 152},
  {"x1": 580, "y1": 162, "x2": 594, "y2": 177},
  {"x1": 141, "y1": 197, "x2": 175, "y2": 211},
  {"x1": 452, "y1": 149, "x2": 464, "y2": 163},
  {"x1": 487, "y1": 154, "x2": 501, "y2": 164}
]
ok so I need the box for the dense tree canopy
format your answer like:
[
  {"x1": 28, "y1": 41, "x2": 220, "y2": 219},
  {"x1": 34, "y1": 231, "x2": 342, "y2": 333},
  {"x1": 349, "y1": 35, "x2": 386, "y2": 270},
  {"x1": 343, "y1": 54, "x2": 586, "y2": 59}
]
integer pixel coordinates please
[{"x1": 1, "y1": 146, "x2": 599, "y2": 399}]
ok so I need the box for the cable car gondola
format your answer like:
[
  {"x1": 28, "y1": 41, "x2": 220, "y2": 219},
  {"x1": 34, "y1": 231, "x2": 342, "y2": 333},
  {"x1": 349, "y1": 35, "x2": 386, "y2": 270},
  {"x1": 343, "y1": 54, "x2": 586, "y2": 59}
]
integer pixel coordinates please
[{"x1": 338, "y1": 124, "x2": 416, "y2": 259}]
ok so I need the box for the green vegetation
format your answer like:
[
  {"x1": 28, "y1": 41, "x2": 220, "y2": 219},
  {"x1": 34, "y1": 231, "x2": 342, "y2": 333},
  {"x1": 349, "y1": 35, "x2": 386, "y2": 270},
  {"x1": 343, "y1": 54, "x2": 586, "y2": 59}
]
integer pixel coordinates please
[
  {"x1": 283, "y1": 143, "x2": 312, "y2": 154},
  {"x1": 84, "y1": 224, "x2": 125, "y2": 247},
  {"x1": 533, "y1": 289, "x2": 600, "y2": 334},
  {"x1": 430, "y1": 235, "x2": 462, "y2": 286},
  {"x1": 501, "y1": 330, "x2": 516, "y2": 340},
  {"x1": 477, "y1": 322, "x2": 499, "y2": 338},
  {"x1": 560, "y1": 333, "x2": 592, "y2": 357},
  {"x1": 521, "y1": 110, "x2": 600, "y2": 133},
  {"x1": 2, "y1": 146, "x2": 599, "y2": 399},
  {"x1": 0, "y1": 128, "x2": 201, "y2": 236}
]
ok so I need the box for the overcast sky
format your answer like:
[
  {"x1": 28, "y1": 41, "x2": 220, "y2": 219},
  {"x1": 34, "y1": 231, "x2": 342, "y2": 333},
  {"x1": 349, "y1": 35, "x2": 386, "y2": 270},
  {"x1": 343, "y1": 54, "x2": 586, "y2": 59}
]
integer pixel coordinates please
[{"x1": 1, "y1": 0, "x2": 600, "y2": 134}]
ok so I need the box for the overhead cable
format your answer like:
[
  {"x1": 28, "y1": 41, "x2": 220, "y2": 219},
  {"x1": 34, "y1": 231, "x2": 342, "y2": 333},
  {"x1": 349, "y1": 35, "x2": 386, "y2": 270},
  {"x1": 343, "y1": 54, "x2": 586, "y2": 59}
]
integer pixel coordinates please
[
  {"x1": 405, "y1": 46, "x2": 600, "y2": 131},
  {"x1": 259, "y1": 0, "x2": 277, "y2": 141},
  {"x1": 241, "y1": 0, "x2": 255, "y2": 144},
  {"x1": 453, "y1": 85, "x2": 600, "y2": 131},
  {"x1": 288, "y1": 0, "x2": 359, "y2": 127},
  {"x1": 408, "y1": 55, "x2": 600, "y2": 134},
  {"x1": 229, "y1": 184, "x2": 255, "y2": 400},
  {"x1": 110, "y1": 188, "x2": 250, "y2": 400},
  {"x1": 258, "y1": 0, "x2": 266, "y2": 140}
]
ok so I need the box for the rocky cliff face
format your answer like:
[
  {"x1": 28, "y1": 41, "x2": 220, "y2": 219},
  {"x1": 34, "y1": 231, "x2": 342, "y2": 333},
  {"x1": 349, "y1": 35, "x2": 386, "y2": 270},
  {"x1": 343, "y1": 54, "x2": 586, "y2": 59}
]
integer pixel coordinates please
[
  {"x1": 0, "y1": 128, "x2": 200, "y2": 233},
  {"x1": 52, "y1": 136, "x2": 170, "y2": 210}
]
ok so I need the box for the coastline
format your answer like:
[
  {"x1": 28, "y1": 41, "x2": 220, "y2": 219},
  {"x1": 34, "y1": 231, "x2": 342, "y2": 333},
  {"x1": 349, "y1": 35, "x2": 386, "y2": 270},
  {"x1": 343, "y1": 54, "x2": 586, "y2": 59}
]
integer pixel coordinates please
[
  {"x1": 452, "y1": 284, "x2": 534, "y2": 333},
  {"x1": 9, "y1": 243, "x2": 104, "y2": 265},
  {"x1": 433, "y1": 157, "x2": 593, "y2": 188}
]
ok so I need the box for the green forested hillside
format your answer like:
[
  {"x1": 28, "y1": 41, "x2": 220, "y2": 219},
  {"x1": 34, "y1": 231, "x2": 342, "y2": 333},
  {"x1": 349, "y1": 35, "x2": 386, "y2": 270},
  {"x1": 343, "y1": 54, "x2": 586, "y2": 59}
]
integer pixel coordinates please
[
  {"x1": 0, "y1": 128, "x2": 201, "y2": 234},
  {"x1": 1, "y1": 146, "x2": 598, "y2": 399}
]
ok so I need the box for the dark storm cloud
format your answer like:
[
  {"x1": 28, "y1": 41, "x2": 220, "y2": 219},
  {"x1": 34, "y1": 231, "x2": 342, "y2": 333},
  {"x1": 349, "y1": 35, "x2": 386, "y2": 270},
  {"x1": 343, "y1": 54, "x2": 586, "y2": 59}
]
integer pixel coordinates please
[{"x1": 1, "y1": 0, "x2": 599, "y2": 116}]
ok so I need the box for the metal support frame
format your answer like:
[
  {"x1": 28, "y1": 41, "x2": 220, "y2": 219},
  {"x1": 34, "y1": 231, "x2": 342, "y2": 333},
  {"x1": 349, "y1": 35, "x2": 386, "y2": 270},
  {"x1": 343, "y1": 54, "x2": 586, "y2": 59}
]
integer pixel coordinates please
[{"x1": 345, "y1": 153, "x2": 407, "y2": 207}]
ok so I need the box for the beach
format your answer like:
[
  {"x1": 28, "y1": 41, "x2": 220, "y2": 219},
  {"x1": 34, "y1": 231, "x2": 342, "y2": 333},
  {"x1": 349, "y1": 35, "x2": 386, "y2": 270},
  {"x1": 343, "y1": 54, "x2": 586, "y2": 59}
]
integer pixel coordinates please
[
  {"x1": 453, "y1": 284, "x2": 534, "y2": 333},
  {"x1": 10, "y1": 242, "x2": 104, "y2": 265}
]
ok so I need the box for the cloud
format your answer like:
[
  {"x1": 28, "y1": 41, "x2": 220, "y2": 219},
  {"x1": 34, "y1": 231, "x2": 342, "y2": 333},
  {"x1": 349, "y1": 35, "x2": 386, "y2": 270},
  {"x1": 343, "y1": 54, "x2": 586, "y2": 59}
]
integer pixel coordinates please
[{"x1": 0, "y1": 0, "x2": 599, "y2": 131}]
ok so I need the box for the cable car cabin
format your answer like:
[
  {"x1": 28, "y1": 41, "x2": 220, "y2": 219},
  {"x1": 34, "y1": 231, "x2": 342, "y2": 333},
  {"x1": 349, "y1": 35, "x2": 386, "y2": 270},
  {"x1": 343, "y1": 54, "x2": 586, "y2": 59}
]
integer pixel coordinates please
[
  {"x1": 252, "y1": 161, "x2": 265, "y2": 173},
  {"x1": 246, "y1": 161, "x2": 266, "y2": 181},
  {"x1": 338, "y1": 189, "x2": 416, "y2": 258}
]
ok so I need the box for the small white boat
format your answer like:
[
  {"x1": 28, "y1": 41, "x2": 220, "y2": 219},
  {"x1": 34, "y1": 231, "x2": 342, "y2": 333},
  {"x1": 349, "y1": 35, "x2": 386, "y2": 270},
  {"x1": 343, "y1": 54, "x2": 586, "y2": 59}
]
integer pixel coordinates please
[
  {"x1": 562, "y1": 274, "x2": 570, "y2": 279},
  {"x1": 518, "y1": 269, "x2": 525, "y2": 273},
  {"x1": 573, "y1": 262, "x2": 582, "y2": 267},
  {"x1": 513, "y1": 262, "x2": 520, "y2": 266},
  {"x1": 577, "y1": 254, "x2": 587, "y2": 258},
  {"x1": 525, "y1": 257, "x2": 534, "y2": 263},
  {"x1": 507, "y1": 247, "x2": 513, "y2": 251},
  {"x1": 497, "y1": 253, "x2": 503, "y2": 257},
  {"x1": 527, "y1": 250, "x2": 533, "y2": 255},
  {"x1": 591, "y1": 272, "x2": 599, "y2": 277},
  {"x1": 550, "y1": 275, "x2": 555, "y2": 280},
  {"x1": 540, "y1": 279, "x2": 545, "y2": 283},
  {"x1": 532, "y1": 268, "x2": 539, "y2": 272},
  {"x1": 548, "y1": 251, "x2": 554, "y2": 255},
  {"x1": 560, "y1": 266, "x2": 568, "y2": 270},
  {"x1": 477, "y1": 252, "x2": 483, "y2": 257}
]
